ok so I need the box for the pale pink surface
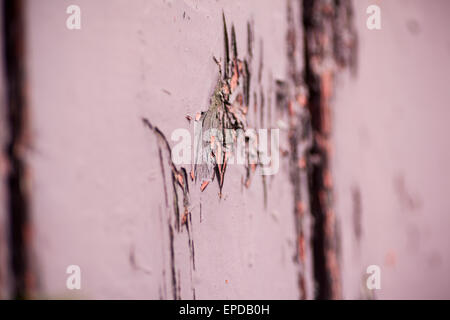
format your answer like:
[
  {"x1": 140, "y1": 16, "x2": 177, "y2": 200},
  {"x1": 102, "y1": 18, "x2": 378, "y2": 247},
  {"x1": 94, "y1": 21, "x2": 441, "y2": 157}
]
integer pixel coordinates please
[{"x1": 336, "y1": 0, "x2": 450, "y2": 299}]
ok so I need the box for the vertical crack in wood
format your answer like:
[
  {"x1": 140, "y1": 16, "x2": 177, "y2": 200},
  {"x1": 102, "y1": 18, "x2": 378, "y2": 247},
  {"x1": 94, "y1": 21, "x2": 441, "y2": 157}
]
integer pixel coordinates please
[
  {"x1": 301, "y1": 0, "x2": 357, "y2": 299},
  {"x1": 2, "y1": 0, "x2": 31, "y2": 300},
  {"x1": 142, "y1": 118, "x2": 194, "y2": 299}
]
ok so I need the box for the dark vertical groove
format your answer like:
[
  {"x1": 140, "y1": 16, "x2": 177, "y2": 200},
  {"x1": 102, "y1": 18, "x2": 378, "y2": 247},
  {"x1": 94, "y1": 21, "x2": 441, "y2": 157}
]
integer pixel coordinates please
[
  {"x1": 302, "y1": 0, "x2": 331, "y2": 300},
  {"x1": 2, "y1": 0, "x2": 30, "y2": 300},
  {"x1": 301, "y1": 0, "x2": 356, "y2": 300}
]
